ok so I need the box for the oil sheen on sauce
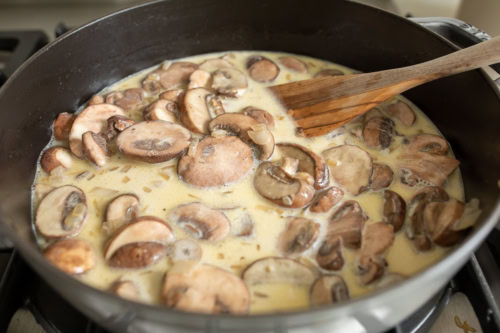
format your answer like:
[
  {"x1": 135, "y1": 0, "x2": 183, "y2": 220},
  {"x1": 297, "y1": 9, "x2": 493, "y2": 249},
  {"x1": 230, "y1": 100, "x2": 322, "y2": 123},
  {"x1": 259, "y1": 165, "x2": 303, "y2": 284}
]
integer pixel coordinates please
[{"x1": 32, "y1": 51, "x2": 464, "y2": 314}]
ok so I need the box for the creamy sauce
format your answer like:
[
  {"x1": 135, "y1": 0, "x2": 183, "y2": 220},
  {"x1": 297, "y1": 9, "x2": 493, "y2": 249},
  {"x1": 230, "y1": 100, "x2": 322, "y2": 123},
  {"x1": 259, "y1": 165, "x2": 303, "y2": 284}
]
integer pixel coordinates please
[{"x1": 32, "y1": 51, "x2": 463, "y2": 313}]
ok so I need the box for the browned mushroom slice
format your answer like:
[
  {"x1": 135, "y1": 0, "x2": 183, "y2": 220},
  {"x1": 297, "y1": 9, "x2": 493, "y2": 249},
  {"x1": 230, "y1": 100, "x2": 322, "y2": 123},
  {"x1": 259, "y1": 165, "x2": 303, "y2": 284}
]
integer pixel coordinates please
[
  {"x1": 310, "y1": 187, "x2": 344, "y2": 213},
  {"x1": 168, "y1": 202, "x2": 230, "y2": 241},
  {"x1": 40, "y1": 146, "x2": 73, "y2": 174},
  {"x1": 278, "y1": 57, "x2": 308, "y2": 73},
  {"x1": 241, "y1": 106, "x2": 275, "y2": 129},
  {"x1": 113, "y1": 88, "x2": 147, "y2": 111},
  {"x1": 383, "y1": 190, "x2": 406, "y2": 232},
  {"x1": 35, "y1": 185, "x2": 87, "y2": 238},
  {"x1": 159, "y1": 89, "x2": 185, "y2": 103},
  {"x1": 109, "y1": 242, "x2": 168, "y2": 269},
  {"x1": 315, "y1": 68, "x2": 344, "y2": 77},
  {"x1": 278, "y1": 217, "x2": 320, "y2": 256},
  {"x1": 254, "y1": 162, "x2": 315, "y2": 208},
  {"x1": 211, "y1": 68, "x2": 248, "y2": 97},
  {"x1": 243, "y1": 257, "x2": 317, "y2": 286},
  {"x1": 88, "y1": 95, "x2": 104, "y2": 106},
  {"x1": 169, "y1": 239, "x2": 202, "y2": 262},
  {"x1": 179, "y1": 88, "x2": 213, "y2": 134},
  {"x1": 386, "y1": 100, "x2": 416, "y2": 127},
  {"x1": 104, "y1": 193, "x2": 140, "y2": 233},
  {"x1": 247, "y1": 56, "x2": 280, "y2": 82},
  {"x1": 323, "y1": 145, "x2": 372, "y2": 195},
  {"x1": 199, "y1": 58, "x2": 234, "y2": 72},
  {"x1": 369, "y1": 163, "x2": 394, "y2": 191},
  {"x1": 424, "y1": 199, "x2": 466, "y2": 247},
  {"x1": 107, "y1": 115, "x2": 136, "y2": 132},
  {"x1": 53, "y1": 112, "x2": 76, "y2": 141},
  {"x1": 404, "y1": 134, "x2": 449, "y2": 154},
  {"x1": 110, "y1": 280, "x2": 141, "y2": 301},
  {"x1": 327, "y1": 201, "x2": 367, "y2": 249},
  {"x1": 142, "y1": 71, "x2": 162, "y2": 95},
  {"x1": 187, "y1": 69, "x2": 211, "y2": 90},
  {"x1": 163, "y1": 263, "x2": 249, "y2": 314},
  {"x1": 160, "y1": 62, "x2": 199, "y2": 89},
  {"x1": 82, "y1": 131, "x2": 111, "y2": 167},
  {"x1": 116, "y1": 121, "x2": 191, "y2": 163},
  {"x1": 362, "y1": 117, "x2": 394, "y2": 149},
  {"x1": 178, "y1": 136, "x2": 253, "y2": 187},
  {"x1": 143, "y1": 99, "x2": 177, "y2": 123},
  {"x1": 310, "y1": 275, "x2": 349, "y2": 306},
  {"x1": 278, "y1": 143, "x2": 329, "y2": 190},
  {"x1": 316, "y1": 237, "x2": 344, "y2": 271},
  {"x1": 398, "y1": 152, "x2": 459, "y2": 187},
  {"x1": 69, "y1": 103, "x2": 125, "y2": 158},
  {"x1": 358, "y1": 222, "x2": 394, "y2": 285},
  {"x1": 44, "y1": 239, "x2": 95, "y2": 275}
]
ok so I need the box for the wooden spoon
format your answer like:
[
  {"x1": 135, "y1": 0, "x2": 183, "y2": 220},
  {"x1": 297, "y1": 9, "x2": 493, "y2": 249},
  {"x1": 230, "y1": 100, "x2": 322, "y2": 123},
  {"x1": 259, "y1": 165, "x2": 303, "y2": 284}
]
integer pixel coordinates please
[{"x1": 269, "y1": 36, "x2": 500, "y2": 137}]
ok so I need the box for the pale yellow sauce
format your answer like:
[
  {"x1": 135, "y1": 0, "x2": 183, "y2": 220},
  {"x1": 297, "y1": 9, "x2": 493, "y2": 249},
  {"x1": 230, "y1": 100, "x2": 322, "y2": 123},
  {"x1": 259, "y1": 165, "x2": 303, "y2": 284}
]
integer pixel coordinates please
[{"x1": 32, "y1": 51, "x2": 463, "y2": 313}]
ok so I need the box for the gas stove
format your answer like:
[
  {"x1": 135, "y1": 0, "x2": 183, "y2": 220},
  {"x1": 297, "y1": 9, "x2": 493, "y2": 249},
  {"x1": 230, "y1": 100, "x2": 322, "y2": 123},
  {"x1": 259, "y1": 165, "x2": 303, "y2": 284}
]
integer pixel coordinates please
[{"x1": 1, "y1": 20, "x2": 500, "y2": 333}]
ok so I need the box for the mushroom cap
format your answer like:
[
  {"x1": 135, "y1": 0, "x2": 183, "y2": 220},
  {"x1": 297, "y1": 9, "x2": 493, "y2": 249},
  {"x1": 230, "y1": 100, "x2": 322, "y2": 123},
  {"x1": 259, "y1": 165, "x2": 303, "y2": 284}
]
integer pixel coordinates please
[
  {"x1": 386, "y1": 100, "x2": 416, "y2": 127},
  {"x1": 246, "y1": 56, "x2": 280, "y2": 82},
  {"x1": 110, "y1": 280, "x2": 142, "y2": 301},
  {"x1": 241, "y1": 106, "x2": 275, "y2": 129},
  {"x1": 310, "y1": 187, "x2": 344, "y2": 213},
  {"x1": 242, "y1": 257, "x2": 317, "y2": 286},
  {"x1": 109, "y1": 242, "x2": 168, "y2": 269},
  {"x1": 383, "y1": 190, "x2": 407, "y2": 232},
  {"x1": 278, "y1": 57, "x2": 308, "y2": 73},
  {"x1": 362, "y1": 117, "x2": 394, "y2": 149},
  {"x1": 53, "y1": 112, "x2": 76, "y2": 141},
  {"x1": 35, "y1": 185, "x2": 87, "y2": 239},
  {"x1": 144, "y1": 99, "x2": 177, "y2": 123},
  {"x1": 69, "y1": 103, "x2": 125, "y2": 158},
  {"x1": 160, "y1": 62, "x2": 199, "y2": 89},
  {"x1": 316, "y1": 237, "x2": 344, "y2": 271},
  {"x1": 211, "y1": 68, "x2": 248, "y2": 97},
  {"x1": 40, "y1": 146, "x2": 73, "y2": 174},
  {"x1": 310, "y1": 275, "x2": 349, "y2": 306},
  {"x1": 82, "y1": 131, "x2": 111, "y2": 167},
  {"x1": 278, "y1": 217, "x2": 320, "y2": 256},
  {"x1": 112, "y1": 88, "x2": 146, "y2": 111},
  {"x1": 162, "y1": 263, "x2": 250, "y2": 314},
  {"x1": 369, "y1": 163, "x2": 394, "y2": 191},
  {"x1": 178, "y1": 136, "x2": 254, "y2": 188},
  {"x1": 105, "y1": 193, "x2": 140, "y2": 228},
  {"x1": 44, "y1": 239, "x2": 95, "y2": 275},
  {"x1": 404, "y1": 134, "x2": 449, "y2": 154},
  {"x1": 168, "y1": 202, "x2": 231, "y2": 242},
  {"x1": 179, "y1": 88, "x2": 213, "y2": 134},
  {"x1": 116, "y1": 120, "x2": 191, "y2": 163}
]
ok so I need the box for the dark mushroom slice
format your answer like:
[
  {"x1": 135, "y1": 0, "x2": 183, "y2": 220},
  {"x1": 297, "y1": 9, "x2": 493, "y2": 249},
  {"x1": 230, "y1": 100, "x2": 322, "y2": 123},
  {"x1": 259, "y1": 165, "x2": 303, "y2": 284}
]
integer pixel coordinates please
[
  {"x1": 178, "y1": 136, "x2": 253, "y2": 187},
  {"x1": 116, "y1": 120, "x2": 191, "y2": 163},
  {"x1": 143, "y1": 99, "x2": 177, "y2": 123},
  {"x1": 424, "y1": 199, "x2": 466, "y2": 247},
  {"x1": 53, "y1": 112, "x2": 76, "y2": 141},
  {"x1": 369, "y1": 163, "x2": 394, "y2": 191},
  {"x1": 162, "y1": 263, "x2": 249, "y2": 314},
  {"x1": 199, "y1": 58, "x2": 234, "y2": 72},
  {"x1": 278, "y1": 217, "x2": 320, "y2": 256},
  {"x1": 104, "y1": 193, "x2": 140, "y2": 231},
  {"x1": 168, "y1": 202, "x2": 231, "y2": 242},
  {"x1": 316, "y1": 237, "x2": 344, "y2": 271},
  {"x1": 386, "y1": 100, "x2": 416, "y2": 127},
  {"x1": 35, "y1": 185, "x2": 87, "y2": 238},
  {"x1": 179, "y1": 88, "x2": 214, "y2": 134},
  {"x1": 322, "y1": 145, "x2": 372, "y2": 195},
  {"x1": 404, "y1": 134, "x2": 449, "y2": 154},
  {"x1": 102, "y1": 115, "x2": 136, "y2": 142},
  {"x1": 278, "y1": 56, "x2": 308, "y2": 73},
  {"x1": 278, "y1": 143, "x2": 329, "y2": 190},
  {"x1": 169, "y1": 239, "x2": 202, "y2": 262},
  {"x1": 362, "y1": 117, "x2": 394, "y2": 149},
  {"x1": 310, "y1": 187, "x2": 344, "y2": 213},
  {"x1": 44, "y1": 239, "x2": 95, "y2": 275},
  {"x1": 358, "y1": 222, "x2": 394, "y2": 285},
  {"x1": 109, "y1": 242, "x2": 168, "y2": 269},
  {"x1": 112, "y1": 88, "x2": 147, "y2": 111},
  {"x1": 242, "y1": 257, "x2": 317, "y2": 286},
  {"x1": 159, "y1": 89, "x2": 185, "y2": 103},
  {"x1": 241, "y1": 106, "x2": 275, "y2": 129},
  {"x1": 254, "y1": 161, "x2": 315, "y2": 208},
  {"x1": 160, "y1": 61, "x2": 199, "y2": 89},
  {"x1": 310, "y1": 275, "x2": 349, "y2": 306},
  {"x1": 188, "y1": 69, "x2": 211, "y2": 89},
  {"x1": 383, "y1": 190, "x2": 406, "y2": 232},
  {"x1": 327, "y1": 201, "x2": 367, "y2": 249},
  {"x1": 315, "y1": 68, "x2": 344, "y2": 77},
  {"x1": 40, "y1": 146, "x2": 73, "y2": 174},
  {"x1": 82, "y1": 131, "x2": 111, "y2": 167},
  {"x1": 69, "y1": 103, "x2": 125, "y2": 158},
  {"x1": 211, "y1": 68, "x2": 248, "y2": 97},
  {"x1": 246, "y1": 55, "x2": 280, "y2": 82},
  {"x1": 110, "y1": 280, "x2": 141, "y2": 301}
]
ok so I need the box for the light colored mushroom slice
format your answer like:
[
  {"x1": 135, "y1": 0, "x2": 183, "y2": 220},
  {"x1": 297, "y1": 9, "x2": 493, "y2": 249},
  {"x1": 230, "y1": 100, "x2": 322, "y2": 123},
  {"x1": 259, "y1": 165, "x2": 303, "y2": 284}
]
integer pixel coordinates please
[
  {"x1": 278, "y1": 57, "x2": 308, "y2": 73},
  {"x1": 199, "y1": 58, "x2": 234, "y2": 73},
  {"x1": 281, "y1": 157, "x2": 299, "y2": 175},
  {"x1": 315, "y1": 68, "x2": 344, "y2": 77},
  {"x1": 246, "y1": 56, "x2": 280, "y2": 82},
  {"x1": 82, "y1": 131, "x2": 111, "y2": 167},
  {"x1": 116, "y1": 121, "x2": 191, "y2": 163},
  {"x1": 40, "y1": 146, "x2": 73, "y2": 174},
  {"x1": 241, "y1": 106, "x2": 275, "y2": 129},
  {"x1": 169, "y1": 202, "x2": 230, "y2": 241},
  {"x1": 424, "y1": 199, "x2": 466, "y2": 247},
  {"x1": 254, "y1": 162, "x2": 315, "y2": 208},
  {"x1": 162, "y1": 263, "x2": 249, "y2": 314},
  {"x1": 383, "y1": 190, "x2": 406, "y2": 232},
  {"x1": 112, "y1": 88, "x2": 147, "y2": 111},
  {"x1": 404, "y1": 134, "x2": 449, "y2": 154},
  {"x1": 104, "y1": 193, "x2": 140, "y2": 233},
  {"x1": 310, "y1": 187, "x2": 344, "y2": 213},
  {"x1": 53, "y1": 112, "x2": 76, "y2": 141},
  {"x1": 369, "y1": 163, "x2": 394, "y2": 191},
  {"x1": 169, "y1": 239, "x2": 202, "y2": 262},
  {"x1": 88, "y1": 95, "x2": 104, "y2": 106},
  {"x1": 109, "y1": 242, "x2": 168, "y2": 269},
  {"x1": 110, "y1": 280, "x2": 141, "y2": 301},
  {"x1": 143, "y1": 100, "x2": 177, "y2": 123},
  {"x1": 316, "y1": 237, "x2": 344, "y2": 271},
  {"x1": 211, "y1": 68, "x2": 248, "y2": 97},
  {"x1": 159, "y1": 89, "x2": 185, "y2": 103},
  {"x1": 243, "y1": 257, "x2": 317, "y2": 286},
  {"x1": 69, "y1": 103, "x2": 125, "y2": 158},
  {"x1": 278, "y1": 217, "x2": 320, "y2": 256},
  {"x1": 35, "y1": 185, "x2": 87, "y2": 238},
  {"x1": 310, "y1": 275, "x2": 349, "y2": 306},
  {"x1": 44, "y1": 239, "x2": 95, "y2": 275},
  {"x1": 179, "y1": 88, "x2": 213, "y2": 134},
  {"x1": 358, "y1": 222, "x2": 394, "y2": 285},
  {"x1": 323, "y1": 145, "x2": 372, "y2": 195},
  {"x1": 278, "y1": 143, "x2": 329, "y2": 190},
  {"x1": 160, "y1": 62, "x2": 199, "y2": 89},
  {"x1": 362, "y1": 117, "x2": 394, "y2": 149},
  {"x1": 178, "y1": 136, "x2": 253, "y2": 187},
  {"x1": 398, "y1": 152, "x2": 459, "y2": 187},
  {"x1": 326, "y1": 201, "x2": 367, "y2": 249},
  {"x1": 188, "y1": 69, "x2": 211, "y2": 89},
  {"x1": 386, "y1": 100, "x2": 416, "y2": 126},
  {"x1": 107, "y1": 115, "x2": 136, "y2": 132}
]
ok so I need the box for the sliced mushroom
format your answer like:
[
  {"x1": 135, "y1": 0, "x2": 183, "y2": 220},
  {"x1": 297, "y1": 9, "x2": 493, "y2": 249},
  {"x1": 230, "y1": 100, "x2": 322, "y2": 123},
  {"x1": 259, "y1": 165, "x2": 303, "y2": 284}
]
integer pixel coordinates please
[
  {"x1": 188, "y1": 69, "x2": 211, "y2": 89},
  {"x1": 160, "y1": 62, "x2": 199, "y2": 89},
  {"x1": 159, "y1": 89, "x2": 185, "y2": 103},
  {"x1": 246, "y1": 56, "x2": 280, "y2": 82},
  {"x1": 44, "y1": 239, "x2": 95, "y2": 275},
  {"x1": 211, "y1": 68, "x2": 248, "y2": 97},
  {"x1": 162, "y1": 263, "x2": 249, "y2": 314},
  {"x1": 111, "y1": 88, "x2": 147, "y2": 111},
  {"x1": 82, "y1": 131, "x2": 111, "y2": 167},
  {"x1": 178, "y1": 136, "x2": 253, "y2": 187},
  {"x1": 88, "y1": 95, "x2": 105, "y2": 106},
  {"x1": 169, "y1": 239, "x2": 202, "y2": 262},
  {"x1": 281, "y1": 157, "x2": 299, "y2": 175},
  {"x1": 40, "y1": 146, "x2": 73, "y2": 174},
  {"x1": 323, "y1": 145, "x2": 372, "y2": 195},
  {"x1": 116, "y1": 120, "x2": 191, "y2": 163},
  {"x1": 386, "y1": 100, "x2": 416, "y2": 127},
  {"x1": 358, "y1": 222, "x2": 394, "y2": 285},
  {"x1": 199, "y1": 58, "x2": 234, "y2": 72},
  {"x1": 206, "y1": 94, "x2": 225, "y2": 118},
  {"x1": 142, "y1": 70, "x2": 162, "y2": 95},
  {"x1": 316, "y1": 237, "x2": 344, "y2": 271},
  {"x1": 179, "y1": 88, "x2": 213, "y2": 134},
  {"x1": 241, "y1": 106, "x2": 275, "y2": 129},
  {"x1": 168, "y1": 202, "x2": 230, "y2": 241},
  {"x1": 53, "y1": 112, "x2": 76, "y2": 141},
  {"x1": 278, "y1": 143, "x2": 329, "y2": 190},
  {"x1": 254, "y1": 161, "x2": 315, "y2": 208},
  {"x1": 109, "y1": 242, "x2": 168, "y2": 269},
  {"x1": 104, "y1": 193, "x2": 140, "y2": 232},
  {"x1": 315, "y1": 68, "x2": 344, "y2": 77},
  {"x1": 143, "y1": 99, "x2": 177, "y2": 123},
  {"x1": 110, "y1": 280, "x2": 141, "y2": 301},
  {"x1": 69, "y1": 103, "x2": 125, "y2": 158},
  {"x1": 383, "y1": 190, "x2": 406, "y2": 232},
  {"x1": 424, "y1": 199, "x2": 465, "y2": 247},
  {"x1": 107, "y1": 115, "x2": 136, "y2": 132},
  {"x1": 404, "y1": 134, "x2": 449, "y2": 154},
  {"x1": 362, "y1": 117, "x2": 394, "y2": 149},
  {"x1": 310, "y1": 275, "x2": 349, "y2": 306},
  {"x1": 35, "y1": 185, "x2": 87, "y2": 238},
  {"x1": 310, "y1": 187, "x2": 344, "y2": 213},
  {"x1": 327, "y1": 201, "x2": 367, "y2": 249},
  {"x1": 278, "y1": 217, "x2": 320, "y2": 256},
  {"x1": 278, "y1": 57, "x2": 308, "y2": 73},
  {"x1": 369, "y1": 163, "x2": 394, "y2": 191},
  {"x1": 242, "y1": 257, "x2": 317, "y2": 286}
]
